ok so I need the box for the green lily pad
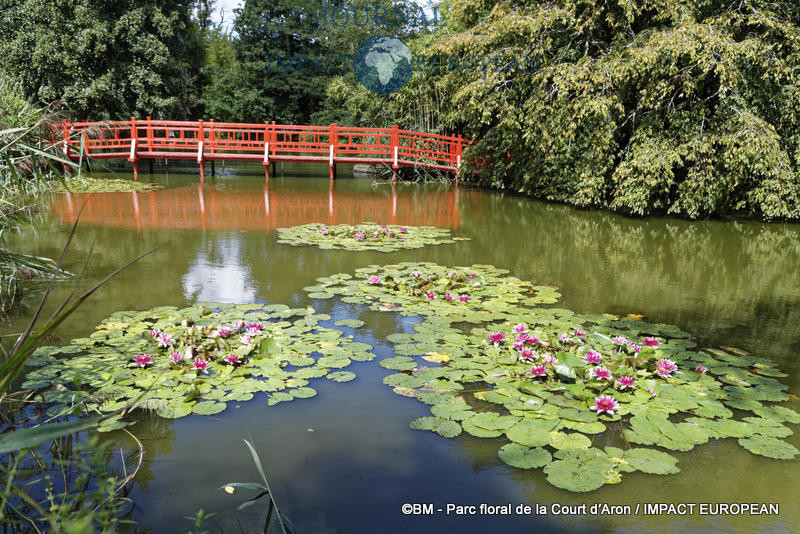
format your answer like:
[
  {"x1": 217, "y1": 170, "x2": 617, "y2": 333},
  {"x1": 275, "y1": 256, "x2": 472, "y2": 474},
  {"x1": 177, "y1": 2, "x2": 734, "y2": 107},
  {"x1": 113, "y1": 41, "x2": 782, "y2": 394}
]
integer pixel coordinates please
[
  {"x1": 327, "y1": 371, "x2": 357, "y2": 383},
  {"x1": 622, "y1": 448, "x2": 680, "y2": 474},
  {"x1": 543, "y1": 460, "x2": 607, "y2": 492},
  {"x1": 498, "y1": 443, "x2": 551, "y2": 469},
  {"x1": 380, "y1": 356, "x2": 418, "y2": 371},
  {"x1": 409, "y1": 416, "x2": 462, "y2": 438},
  {"x1": 738, "y1": 436, "x2": 799, "y2": 459},
  {"x1": 505, "y1": 420, "x2": 552, "y2": 447}
]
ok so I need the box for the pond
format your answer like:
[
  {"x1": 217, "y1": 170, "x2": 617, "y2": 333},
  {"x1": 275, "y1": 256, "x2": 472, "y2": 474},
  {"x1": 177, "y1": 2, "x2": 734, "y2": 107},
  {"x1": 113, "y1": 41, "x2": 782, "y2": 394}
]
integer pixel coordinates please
[{"x1": 3, "y1": 161, "x2": 800, "y2": 533}]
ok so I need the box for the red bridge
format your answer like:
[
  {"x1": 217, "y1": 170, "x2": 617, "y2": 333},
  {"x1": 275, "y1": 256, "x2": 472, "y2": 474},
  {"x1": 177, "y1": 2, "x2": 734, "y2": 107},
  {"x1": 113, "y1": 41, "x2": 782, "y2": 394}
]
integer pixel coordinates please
[{"x1": 60, "y1": 119, "x2": 467, "y2": 180}]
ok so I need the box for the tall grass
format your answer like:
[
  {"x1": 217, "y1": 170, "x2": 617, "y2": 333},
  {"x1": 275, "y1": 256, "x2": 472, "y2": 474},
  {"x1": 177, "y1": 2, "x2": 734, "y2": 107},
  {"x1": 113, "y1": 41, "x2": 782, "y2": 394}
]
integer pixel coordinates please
[{"x1": 0, "y1": 76, "x2": 73, "y2": 315}]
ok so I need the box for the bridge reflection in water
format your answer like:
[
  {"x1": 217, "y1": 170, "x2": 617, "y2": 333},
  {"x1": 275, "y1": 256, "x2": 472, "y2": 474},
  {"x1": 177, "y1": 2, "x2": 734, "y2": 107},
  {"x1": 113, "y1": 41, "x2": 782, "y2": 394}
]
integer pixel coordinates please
[{"x1": 52, "y1": 181, "x2": 462, "y2": 232}]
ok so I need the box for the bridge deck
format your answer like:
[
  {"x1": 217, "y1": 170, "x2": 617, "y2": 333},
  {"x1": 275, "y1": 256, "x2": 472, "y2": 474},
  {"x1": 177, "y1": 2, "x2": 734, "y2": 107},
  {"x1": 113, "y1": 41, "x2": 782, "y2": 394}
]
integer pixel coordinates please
[{"x1": 59, "y1": 119, "x2": 467, "y2": 180}]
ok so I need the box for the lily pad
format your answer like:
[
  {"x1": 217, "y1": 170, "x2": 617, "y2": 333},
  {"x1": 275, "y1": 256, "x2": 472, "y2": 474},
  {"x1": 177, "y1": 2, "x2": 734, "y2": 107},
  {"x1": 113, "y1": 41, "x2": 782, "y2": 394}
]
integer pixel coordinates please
[
  {"x1": 543, "y1": 460, "x2": 607, "y2": 492},
  {"x1": 738, "y1": 436, "x2": 799, "y2": 459},
  {"x1": 498, "y1": 443, "x2": 551, "y2": 469},
  {"x1": 276, "y1": 223, "x2": 467, "y2": 252},
  {"x1": 622, "y1": 448, "x2": 680, "y2": 474},
  {"x1": 409, "y1": 416, "x2": 462, "y2": 438}
]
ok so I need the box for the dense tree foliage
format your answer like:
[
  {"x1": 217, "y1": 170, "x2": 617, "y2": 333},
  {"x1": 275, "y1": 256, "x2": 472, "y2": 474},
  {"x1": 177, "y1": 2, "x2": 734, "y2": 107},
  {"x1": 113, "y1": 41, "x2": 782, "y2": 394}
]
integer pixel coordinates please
[
  {"x1": 0, "y1": 0, "x2": 204, "y2": 119},
  {"x1": 204, "y1": 0, "x2": 417, "y2": 123},
  {"x1": 327, "y1": 0, "x2": 800, "y2": 220}
]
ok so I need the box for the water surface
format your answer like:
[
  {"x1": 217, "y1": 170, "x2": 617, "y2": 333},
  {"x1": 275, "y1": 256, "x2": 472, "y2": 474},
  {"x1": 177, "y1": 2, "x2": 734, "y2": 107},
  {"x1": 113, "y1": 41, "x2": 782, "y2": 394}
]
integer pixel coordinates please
[{"x1": 3, "y1": 161, "x2": 799, "y2": 533}]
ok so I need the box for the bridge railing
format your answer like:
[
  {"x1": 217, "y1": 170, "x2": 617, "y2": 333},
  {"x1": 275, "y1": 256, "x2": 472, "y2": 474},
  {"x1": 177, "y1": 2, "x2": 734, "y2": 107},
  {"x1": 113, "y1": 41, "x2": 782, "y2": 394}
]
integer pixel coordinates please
[{"x1": 61, "y1": 118, "x2": 469, "y2": 179}]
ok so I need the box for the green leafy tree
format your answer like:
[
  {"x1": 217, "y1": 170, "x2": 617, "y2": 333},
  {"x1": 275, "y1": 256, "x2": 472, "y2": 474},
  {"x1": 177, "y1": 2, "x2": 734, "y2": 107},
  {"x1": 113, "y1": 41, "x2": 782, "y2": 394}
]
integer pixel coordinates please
[
  {"x1": 204, "y1": 0, "x2": 420, "y2": 123},
  {"x1": 329, "y1": 0, "x2": 800, "y2": 220},
  {"x1": 0, "y1": 0, "x2": 205, "y2": 119}
]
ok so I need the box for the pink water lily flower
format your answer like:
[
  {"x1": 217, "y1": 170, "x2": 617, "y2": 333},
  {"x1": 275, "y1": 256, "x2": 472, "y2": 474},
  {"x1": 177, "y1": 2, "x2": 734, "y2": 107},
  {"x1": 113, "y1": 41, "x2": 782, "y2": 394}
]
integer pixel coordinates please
[
  {"x1": 584, "y1": 350, "x2": 602, "y2": 364},
  {"x1": 529, "y1": 365, "x2": 547, "y2": 378},
  {"x1": 632, "y1": 344, "x2": 642, "y2": 354},
  {"x1": 399, "y1": 226, "x2": 408, "y2": 233},
  {"x1": 354, "y1": 232, "x2": 365, "y2": 240},
  {"x1": 217, "y1": 327, "x2": 233, "y2": 339},
  {"x1": 458, "y1": 295, "x2": 470, "y2": 302},
  {"x1": 695, "y1": 364, "x2": 708, "y2": 375},
  {"x1": 412, "y1": 270, "x2": 422, "y2": 278},
  {"x1": 149, "y1": 329, "x2": 161, "y2": 339},
  {"x1": 133, "y1": 354, "x2": 152, "y2": 368},
  {"x1": 542, "y1": 354, "x2": 557, "y2": 365},
  {"x1": 388, "y1": 231, "x2": 396, "y2": 237},
  {"x1": 591, "y1": 395, "x2": 620, "y2": 416},
  {"x1": 655, "y1": 365, "x2": 673, "y2": 378},
  {"x1": 368, "y1": 276, "x2": 381, "y2": 285},
  {"x1": 617, "y1": 376, "x2": 635, "y2": 390},
  {"x1": 647, "y1": 388, "x2": 657, "y2": 397},
  {"x1": 447, "y1": 270, "x2": 458, "y2": 278},
  {"x1": 425, "y1": 291, "x2": 436, "y2": 300},
  {"x1": 240, "y1": 335, "x2": 253, "y2": 345},
  {"x1": 156, "y1": 333, "x2": 173, "y2": 348},
  {"x1": 444, "y1": 294, "x2": 454, "y2": 301},
  {"x1": 320, "y1": 227, "x2": 329, "y2": 235},
  {"x1": 232, "y1": 320, "x2": 245, "y2": 330},
  {"x1": 488, "y1": 331, "x2": 506, "y2": 345},
  {"x1": 519, "y1": 348, "x2": 535, "y2": 361},
  {"x1": 380, "y1": 225, "x2": 387, "y2": 230},
  {"x1": 513, "y1": 341, "x2": 525, "y2": 351},
  {"x1": 247, "y1": 322, "x2": 264, "y2": 332},
  {"x1": 642, "y1": 337, "x2": 660, "y2": 347},
  {"x1": 513, "y1": 324, "x2": 527, "y2": 334},
  {"x1": 469, "y1": 273, "x2": 478, "y2": 279},
  {"x1": 656, "y1": 358, "x2": 678, "y2": 375},
  {"x1": 590, "y1": 366, "x2": 612, "y2": 381},
  {"x1": 192, "y1": 358, "x2": 209, "y2": 373},
  {"x1": 612, "y1": 336, "x2": 627, "y2": 345},
  {"x1": 574, "y1": 329, "x2": 586, "y2": 337},
  {"x1": 527, "y1": 335, "x2": 541, "y2": 345},
  {"x1": 169, "y1": 352, "x2": 183, "y2": 364},
  {"x1": 558, "y1": 333, "x2": 568, "y2": 342},
  {"x1": 224, "y1": 354, "x2": 241, "y2": 365}
]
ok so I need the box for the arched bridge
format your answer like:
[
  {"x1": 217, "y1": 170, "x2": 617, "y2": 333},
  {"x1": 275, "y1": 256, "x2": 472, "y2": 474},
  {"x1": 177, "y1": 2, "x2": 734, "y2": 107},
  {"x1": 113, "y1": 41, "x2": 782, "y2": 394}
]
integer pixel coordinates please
[{"x1": 60, "y1": 119, "x2": 468, "y2": 180}]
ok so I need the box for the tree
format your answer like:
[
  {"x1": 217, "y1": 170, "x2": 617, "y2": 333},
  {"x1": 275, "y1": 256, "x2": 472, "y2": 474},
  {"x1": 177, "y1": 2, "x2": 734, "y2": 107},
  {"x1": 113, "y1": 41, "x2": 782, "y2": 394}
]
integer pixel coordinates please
[
  {"x1": 203, "y1": 0, "x2": 420, "y2": 123},
  {"x1": 329, "y1": 0, "x2": 800, "y2": 220},
  {"x1": 0, "y1": 0, "x2": 205, "y2": 119}
]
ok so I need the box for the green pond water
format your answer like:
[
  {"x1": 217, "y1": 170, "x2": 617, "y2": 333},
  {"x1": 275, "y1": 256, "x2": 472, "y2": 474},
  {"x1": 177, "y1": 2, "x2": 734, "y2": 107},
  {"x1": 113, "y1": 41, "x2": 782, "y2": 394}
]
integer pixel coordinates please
[{"x1": 2, "y1": 161, "x2": 800, "y2": 533}]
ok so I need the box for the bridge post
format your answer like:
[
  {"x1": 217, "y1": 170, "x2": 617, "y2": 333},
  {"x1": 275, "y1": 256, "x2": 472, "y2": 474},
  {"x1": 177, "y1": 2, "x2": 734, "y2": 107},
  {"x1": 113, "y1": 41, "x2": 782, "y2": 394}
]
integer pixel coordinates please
[
  {"x1": 197, "y1": 119, "x2": 205, "y2": 180},
  {"x1": 209, "y1": 119, "x2": 216, "y2": 175},
  {"x1": 391, "y1": 124, "x2": 399, "y2": 182},
  {"x1": 263, "y1": 121, "x2": 270, "y2": 179},
  {"x1": 329, "y1": 123, "x2": 337, "y2": 180},
  {"x1": 456, "y1": 134, "x2": 463, "y2": 183},
  {"x1": 146, "y1": 116, "x2": 153, "y2": 152},
  {"x1": 62, "y1": 120, "x2": 71, "y2": 176},
  {"x1": 129, "y1": 117, "x2": 139, "y2": 180}
]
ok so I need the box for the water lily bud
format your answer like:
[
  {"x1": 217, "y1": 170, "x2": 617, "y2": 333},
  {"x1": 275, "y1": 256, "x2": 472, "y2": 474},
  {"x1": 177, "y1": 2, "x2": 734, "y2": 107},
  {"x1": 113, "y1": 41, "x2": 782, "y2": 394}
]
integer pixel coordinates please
[{"x1": 183, "y1": 346, "x2": 194, "y2": 361}]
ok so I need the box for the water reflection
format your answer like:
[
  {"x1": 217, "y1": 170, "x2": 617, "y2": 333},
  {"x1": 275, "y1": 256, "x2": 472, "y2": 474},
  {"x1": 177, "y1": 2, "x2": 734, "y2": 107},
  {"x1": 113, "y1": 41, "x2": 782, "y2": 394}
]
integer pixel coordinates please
[
  {"x1": 181, "y1": 234, "x2": 259, "y2": 302},
  {"x1": 53, "y1": 180, "x2": 461, "y2": 232}
]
